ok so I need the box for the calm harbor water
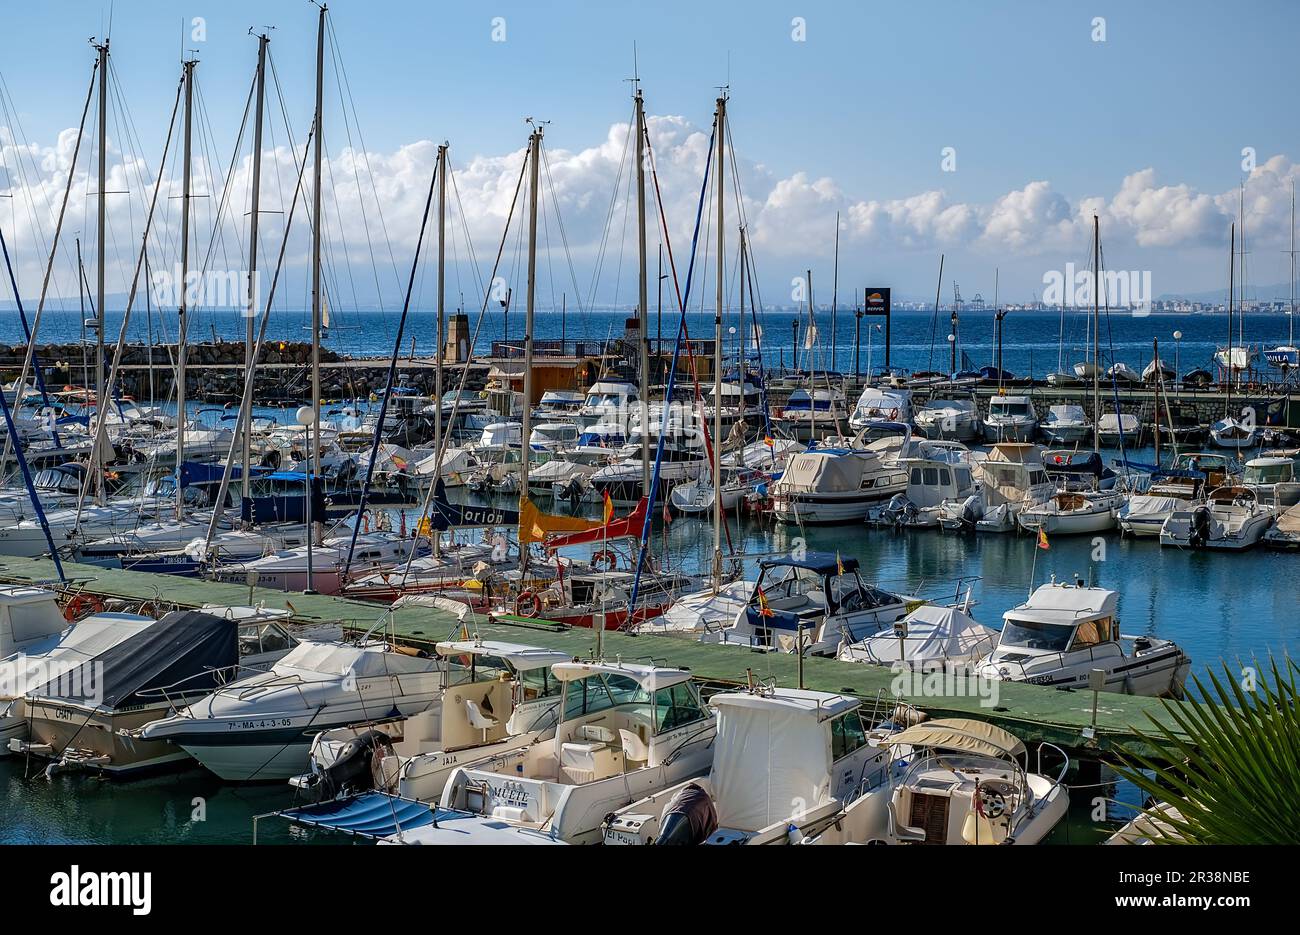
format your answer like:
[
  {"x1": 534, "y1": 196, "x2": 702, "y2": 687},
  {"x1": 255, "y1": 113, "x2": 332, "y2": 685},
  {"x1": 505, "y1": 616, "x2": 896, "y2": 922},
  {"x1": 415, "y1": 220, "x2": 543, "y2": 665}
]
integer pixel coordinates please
[{"x1": 0, "y1": 307, "x2": 1295, "y2": 844}]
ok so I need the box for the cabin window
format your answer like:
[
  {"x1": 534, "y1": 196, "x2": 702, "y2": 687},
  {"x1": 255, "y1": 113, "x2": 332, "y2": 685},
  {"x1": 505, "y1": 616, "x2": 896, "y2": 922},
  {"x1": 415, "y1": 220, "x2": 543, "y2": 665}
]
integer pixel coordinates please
[
  {"x1": 1071, "y1": 616, "x2": 1114, "y2": 649},
  {"x1": 519, "y1": 666, "x2": 561, "y2": 701},
  {"x1": 910, "y1": 467, "x2": 923, "y2": 485},
  {"x1": 604, "y1": 674, "x2": 650, "y2": 707},
  {"x1": 954, "y1": 467, "x2": 972, "y2": 490},
  {"x1": 938, "y1": 467, "x2": 952, "y2": 486},
  {"x1": 831, "y1": 711, "x2": 869, "y2": 761},
  {"x1": 652, "y1": 682, "x2": 709, "y2": 733},
  {"x1": 999, "y1": 617, "x2": 1073, "y2": 652},
  {"x1": 562, "y1": 675, "x2": 615, "y2": 720},
  {"x1": 923, "y1": 467, "x2": 939, "y2": 487}
]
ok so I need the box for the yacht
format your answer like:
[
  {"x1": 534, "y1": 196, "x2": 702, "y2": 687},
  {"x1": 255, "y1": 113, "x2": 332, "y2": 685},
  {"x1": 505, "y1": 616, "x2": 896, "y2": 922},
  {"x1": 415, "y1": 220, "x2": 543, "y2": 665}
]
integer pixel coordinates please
[
  {"x1": 211, "y1": 532, "x2": 421, "y2": 595},
  {"x1": 1118, "y1": 453, "x2": 1234, "y2": 537},
  {"x1": 913, "y1": 398, "x2": 979, "y2": 442},
  {"x1": 978, "y1": 580, "x2": 1190, "y2": 697},
  {"x1": 528, "y1": 421, "x2": 579, "y2": 452},
  {"x1": 138, "y1": 637, "x2": 445, "y2": 782},
  {"x1": 807, "y1": 718, "x2": 1069, "y2": 845},
  {"x1": 1039, "y1": 404, "x2": 1091, "y2": 444},
  {"x1": 1160, "y1": 485, "x2": 1276, "y2": 551},
  {"x1": 1097, "y1": 412, "x2": 1143, "y2": 448},
  {"x1": 604, "y1": 686, "x2": 895, "y2": 845},
  {"x1": 702, "y1": 552, "x2": 912, "y2": 656},
  {"x1": 576, "y1": 380, "x2": 638, "y2": 430},
  {"x1": 293, "y1": 639, "x2": 574, "y2": 803},
  {"x1": 1017, "y1": 489, "x2": 1122, "y2": 535},
  {"x1": 769, "y1": 447, "x2": 907, "y2": 524},
  {"x1": 382, "y1": 660, "x2": 717, "y2": 845},
  {"x1": 838, "y1": 603, "x2": 995, "y2": 669},
  {"x1": 939, "y1": 443, "x2": 1053, "y2": 533},
  {"x1": 869, "y1": 456, "x2": 978, "y2": 529},
  {"x1": 982, "y1": 395, "x2": 1038, "y2": 442},
  {"x1": 590, "y1": 416, "x2": 706, "y2": 506},
  {"x1": 775, "y1": 387, "x2": 847, "y2": 441},
  {"x1": 639, "y1": 578, "x2": 755, "y2": 636},
  {"x1": 849, "y1": 387, "x2": 913, "y2": 431}
]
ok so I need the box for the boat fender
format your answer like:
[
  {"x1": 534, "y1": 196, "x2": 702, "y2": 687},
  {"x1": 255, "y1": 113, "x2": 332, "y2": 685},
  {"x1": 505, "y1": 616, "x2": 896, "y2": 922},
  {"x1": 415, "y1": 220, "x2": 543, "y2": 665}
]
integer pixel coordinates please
[
  {"x1": 651, "y1": 783, "x2": 718, "y2": 846},
  {"x1": 63, "y1": 593, "x2": 105, "y2": 622},
  {"x1": 515, "y1": 591, "x2": 542, "y2": 618}
]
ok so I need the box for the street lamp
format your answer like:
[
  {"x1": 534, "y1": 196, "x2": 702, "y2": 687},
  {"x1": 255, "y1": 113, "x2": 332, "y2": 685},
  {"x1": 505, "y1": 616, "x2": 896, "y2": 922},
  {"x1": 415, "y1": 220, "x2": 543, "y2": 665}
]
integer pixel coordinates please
[
  {"x1": 295, "y1": 405, "x2": 316, "y2": 594},
  {"x1": 1173, "y1": 331, "x2": 1183, "y2": 395}
]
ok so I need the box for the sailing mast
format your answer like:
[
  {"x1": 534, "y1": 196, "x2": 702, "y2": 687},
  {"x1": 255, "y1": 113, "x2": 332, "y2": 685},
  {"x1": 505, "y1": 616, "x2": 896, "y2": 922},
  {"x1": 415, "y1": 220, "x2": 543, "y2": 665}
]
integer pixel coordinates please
[
  {"x1": 94, "y1": 39, "x2": 109, "y2": 506},
  {"x1": 831, "y1": 211, "x2": 839, "y2": 373},
  {"x1": 243, "y1": 31, "x2": 269, "y2": 507},
  {"x1": 434, "y1": 141, "x2": 447, "y2": 557},
  {"x1": 635, "y1": 87, "x2": 650, "y2": 506},
  {"x1": 1092, "y1": 215, "x2": 1100, "y2": 452},
  {"x1": 175, "y1": 56, "x2": 196, "y2": 521},
  {"x1": 519, "y1": 124, "x2": 541, "y2": 564},
  {"x1": 1226, "y1": 224, "x2": 1235, "y2": 422},
  {"x1": 307, "y1": 3, "x2": 327, "y2": 589},
  {"x1": 711, "y1": 94, "x2": 725, "y2": 594}
]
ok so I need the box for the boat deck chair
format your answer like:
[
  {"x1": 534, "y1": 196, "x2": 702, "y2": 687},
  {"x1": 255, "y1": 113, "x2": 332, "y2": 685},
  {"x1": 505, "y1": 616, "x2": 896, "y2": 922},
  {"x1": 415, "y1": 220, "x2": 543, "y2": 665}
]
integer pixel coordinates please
[{"x1": 465, "y1": 698, "x2": 498, "y2": 743}]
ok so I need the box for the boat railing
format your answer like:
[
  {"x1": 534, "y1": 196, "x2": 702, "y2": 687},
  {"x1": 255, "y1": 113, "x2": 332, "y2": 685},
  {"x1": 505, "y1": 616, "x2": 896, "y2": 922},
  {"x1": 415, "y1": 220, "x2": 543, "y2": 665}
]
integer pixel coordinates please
[
  {"x1": 138, "y1": 664, "x2": 313, "y2": 715},
  {"x1": 1036, "y1": 741, "x2": 1070, "y2": 785}
]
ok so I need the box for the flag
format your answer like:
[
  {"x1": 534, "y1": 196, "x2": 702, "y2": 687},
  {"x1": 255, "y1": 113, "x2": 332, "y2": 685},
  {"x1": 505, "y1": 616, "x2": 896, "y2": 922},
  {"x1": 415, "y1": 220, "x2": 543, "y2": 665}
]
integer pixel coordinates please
[
  {"x1": 763, "y1": 435, "x2": 774, "y2": 447},
  {"x1": 602, "y1": 490, "x2": 614, "y2": 525},
  {"x1": 756, "y1": 587, "x2": 774, "y2": 617},
  {"x1": 390, "y1": 454, "x2": 409, "y2": 471},
  {"x1": 1037, "y1": 528, "x2": 1050, "y2": 551},
  {"x1": 836, "y1": 551, "x2": 844, "y2": 576},
  {"x1": 663, "y1": 501, "x2": 672, "y2": 524}
]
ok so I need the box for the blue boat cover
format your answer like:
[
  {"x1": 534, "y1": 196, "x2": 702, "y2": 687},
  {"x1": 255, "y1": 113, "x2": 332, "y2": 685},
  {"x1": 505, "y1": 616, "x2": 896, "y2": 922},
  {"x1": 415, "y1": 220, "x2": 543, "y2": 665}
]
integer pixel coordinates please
[{"x1": 279, "y1": 793, "x2": 437, "y2": 838}]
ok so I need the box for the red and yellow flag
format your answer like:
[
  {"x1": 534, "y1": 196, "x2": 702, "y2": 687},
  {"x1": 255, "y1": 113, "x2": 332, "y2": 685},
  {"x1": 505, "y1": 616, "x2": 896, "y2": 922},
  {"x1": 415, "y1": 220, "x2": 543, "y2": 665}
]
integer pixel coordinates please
[
  {"x1": 1037, "y1": 528, "x2": 1050, "y2": 551},
  {"x1": 602, "y1": 490, "x2": 615, "y2": 525},
  {"x1": 756, "y1": 587, "x2": 774, "y2": 617}
]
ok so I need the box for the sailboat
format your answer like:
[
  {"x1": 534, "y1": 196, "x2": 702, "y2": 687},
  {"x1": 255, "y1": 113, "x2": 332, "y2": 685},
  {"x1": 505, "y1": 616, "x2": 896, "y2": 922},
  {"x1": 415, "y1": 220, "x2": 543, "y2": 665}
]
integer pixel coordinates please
[
  {"x1": 1210, "y1": 223, "x2": 1258, "y2": 450},
  {"x1": 1215, "y1": 184, "x2": 1258, "y2": 375},
  {"x1": 1264, "y1": 181, "x2": 1298, "y2": 372}
]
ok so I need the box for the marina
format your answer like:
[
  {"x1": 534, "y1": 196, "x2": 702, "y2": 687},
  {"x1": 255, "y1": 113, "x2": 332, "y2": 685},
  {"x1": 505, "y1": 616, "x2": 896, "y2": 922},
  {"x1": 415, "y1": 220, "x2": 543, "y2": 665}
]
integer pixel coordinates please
[{"x1": 0, "y1": 1, "x2": 1296, "y2": 881}]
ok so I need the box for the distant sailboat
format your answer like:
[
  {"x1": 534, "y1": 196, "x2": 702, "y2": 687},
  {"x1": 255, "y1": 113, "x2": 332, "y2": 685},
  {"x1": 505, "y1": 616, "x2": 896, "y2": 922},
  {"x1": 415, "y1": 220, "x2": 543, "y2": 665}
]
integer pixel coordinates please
[{"x1": 1265, "y1": 180, "x2": 1298, "y2": 372}]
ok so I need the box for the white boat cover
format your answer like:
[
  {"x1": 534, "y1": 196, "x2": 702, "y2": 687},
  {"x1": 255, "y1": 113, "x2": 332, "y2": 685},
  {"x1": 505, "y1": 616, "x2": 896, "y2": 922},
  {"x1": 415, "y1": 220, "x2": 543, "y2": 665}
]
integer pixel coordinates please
[
  {"x1": 847, "y1": 605, "x2": 995, "y2": 664},
  {"x1": 650, "y1": 580, "x2": 753, "y2": 633},
  {"x1": 779, "y1": 451, "x2": 870, "y2": 493},
  {"x1": 276, "y1": 642, "x2": 436, "y2": 679},
  {"x1": 708, "y1": 697, "x2": 831, "y2": 833},
  {"x1": 1124, "y1": 494, "x2": 1183, "y2": 517}
]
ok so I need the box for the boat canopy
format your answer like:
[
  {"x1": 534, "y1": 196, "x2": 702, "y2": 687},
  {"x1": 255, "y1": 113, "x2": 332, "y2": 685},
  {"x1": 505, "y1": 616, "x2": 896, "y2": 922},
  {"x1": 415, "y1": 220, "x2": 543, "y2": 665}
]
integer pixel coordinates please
[
  {"x1": 761, "y1": 550, "x2": 860, "y2": 576},
  {"x1": 551, "y1": 660, "x2": 692, "y2": 691},
  {"x1": 1006, "y1": 583, "x2": 1118, "y2": 625},
  {"x1": 854, "y1": 605, "x2": 994, "y2": 663},
  {"x1": 707, "y1": 689, "x2": 855, "y2": 832},
  {"x1": 883, "y1": 717, "x2": 1026, "y2": 760},
  {"x1": 780, "y1": 450, "x2": 875, "y2": 493},
  {"x1": 276, "y1": 642, "x2": 436, "y2": 679},
  {"x1": 434, "y1": 639, "x2": 573, "y2": 672}
]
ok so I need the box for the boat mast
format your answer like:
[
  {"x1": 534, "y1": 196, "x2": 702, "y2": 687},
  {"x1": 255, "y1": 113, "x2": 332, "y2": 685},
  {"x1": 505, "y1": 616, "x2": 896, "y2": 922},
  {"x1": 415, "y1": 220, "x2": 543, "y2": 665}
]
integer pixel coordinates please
[
  {"x1": 175, "y1": 56, "x2": 195, "y2": 522},
  {"x1": 308, "y1": 3, "x2": 326, "y2": 582},
  {"x1": 712, "y1": 94, "x2": 725, "y2": 593},
  {"x1": 243, "y1": 31, "x2": 269, "y2": 507},
  {"x1": 1092, "y1": 215, "x2": 1100, "y2": 452},
  {"x1": 831, "y1": 211, "x2": 839, "y2": 373},
  {"x1": 434, "y1": 141, "x2": 447, "y2": 557},
  {"x1": 94, "y1": 39, "x2": 108, "y2": 506},
  {"x1": 520, "y1": 124, "x2": 541, "y2": 553},
  {"x1": 635, "y1": 86, "x2": 650, "y2": 502},
  {"x1": 1226, "y1": 223, "x2": 1235, "y2": 421},
  {"x1": 1290, "y1": 180, "x2": 1296, "y2": 349}
]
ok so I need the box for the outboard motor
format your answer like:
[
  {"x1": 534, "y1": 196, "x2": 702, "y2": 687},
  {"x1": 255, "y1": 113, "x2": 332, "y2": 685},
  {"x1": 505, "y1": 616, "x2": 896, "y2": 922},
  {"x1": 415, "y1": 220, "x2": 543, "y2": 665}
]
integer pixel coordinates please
[
  {"x1": 1189, "y1": 505, "x2": 1211, "y2": 548},
  {"x1": 302, "y1": 729, "x2": 393, "y2": 803},
  {"x1": 652, "y1": 782, "x2": 718, "y2": 845}
]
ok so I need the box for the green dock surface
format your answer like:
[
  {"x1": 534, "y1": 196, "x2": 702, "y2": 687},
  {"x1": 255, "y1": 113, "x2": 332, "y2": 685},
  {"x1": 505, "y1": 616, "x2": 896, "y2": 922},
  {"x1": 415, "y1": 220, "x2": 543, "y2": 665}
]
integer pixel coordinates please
[{"x1": 0, "y1": 555, "x2": 1188, "y2": 761}]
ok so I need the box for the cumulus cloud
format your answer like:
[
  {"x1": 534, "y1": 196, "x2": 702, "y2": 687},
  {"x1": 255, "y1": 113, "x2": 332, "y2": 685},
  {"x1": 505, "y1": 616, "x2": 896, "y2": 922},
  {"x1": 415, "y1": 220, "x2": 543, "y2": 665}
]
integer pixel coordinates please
[{"x1": 1, "y1": 113, "x2": 1296, "y2": 308}]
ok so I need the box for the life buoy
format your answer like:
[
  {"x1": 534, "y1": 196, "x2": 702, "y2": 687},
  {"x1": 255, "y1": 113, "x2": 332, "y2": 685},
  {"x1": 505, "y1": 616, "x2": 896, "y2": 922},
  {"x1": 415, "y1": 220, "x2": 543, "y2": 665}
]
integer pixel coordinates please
[
  {"x1": 592, "y1": 549, "x2": 617, "y2": 571},
  {"x1": 63, "y1": 593, "x2": 104, "y2": 622},
  {"x1": 888, "y1": 408, "x2": 899, "y2": 420},
  {"x1": 515, "y1": 591, "x2": 542, "y2": 618}
]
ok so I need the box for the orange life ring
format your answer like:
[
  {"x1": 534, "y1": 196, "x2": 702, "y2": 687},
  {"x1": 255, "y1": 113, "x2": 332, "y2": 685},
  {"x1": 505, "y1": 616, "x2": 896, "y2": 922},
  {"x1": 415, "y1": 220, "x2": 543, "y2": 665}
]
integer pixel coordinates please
[
  {"x1": 592, "y1": 550, "x2": 617, "y2": 571},
  {"x1": 515, "y1": 591, "x2": 542, "y2": 618},
  {"x1": 63, "y1": 593, "x2": 104, "y2": 622}
]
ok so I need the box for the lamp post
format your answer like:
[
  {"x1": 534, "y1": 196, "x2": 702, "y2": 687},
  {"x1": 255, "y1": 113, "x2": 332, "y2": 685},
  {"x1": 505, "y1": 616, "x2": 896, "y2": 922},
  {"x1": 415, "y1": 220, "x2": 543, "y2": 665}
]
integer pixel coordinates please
[
  {"x1": 947, "y1": 333, "x2": 956, "y2": 379},
  {"x1": 1173, "y1": 330, "x2": 1183, "y2": 387},
  {"x1": 295, "y1": 405, "x2": 316, "y2": 594}
]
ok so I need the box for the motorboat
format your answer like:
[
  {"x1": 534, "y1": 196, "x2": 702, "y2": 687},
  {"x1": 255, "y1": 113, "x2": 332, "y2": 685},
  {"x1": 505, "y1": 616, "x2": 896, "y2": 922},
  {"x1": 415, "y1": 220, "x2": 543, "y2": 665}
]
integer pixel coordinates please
[
  {"x1": 977, "y1": 580, "x2": 1190, "y2": 697},
  {"x1": 806, "y1": 718, "x2": 1069, "y2": 845},
  {"x1": 774, "y1": 388, "x2": 848, "y2": 441},
  {"x1": 603, "y1": 686, "x2": 896, "y2": 845},
  {"x1": 838, "y1": 604, "x2": 996, "y2": 669},
  {"x1": 590, "y1": 416, "x2": 706, "y2": 506},
  {"x1": 848, "y1": 387, "x2": 913, "y2": 431},
  {"x1": 1017, "y1": 490, "x2": 1122, "y2": 535},
  {"x1": 638, "y1": 579, "x2": 755, "y2": 635},
  {"x1": 1097, "y1": 412, "x2": 1143, "y2": 448},
  {"x1": 1118, "y1": 452, "x2": 1235, "y2": 537},
  {"x1": 939, "y1": 443, "x2": 1053, "y2": 533},
  {"x1": 1039, "y1": 404, "x2": 1091, "y2": 444},
  {"x1": 1160, "y1": 485, "x2": 1276, "y2": 551},
  {"x1": 11, "y1": 609, "x2": 299, "y2": 774},
  {"x1": 0, "y1": 587, "x2": 155, "y2": 753},
  {"x1": 139, "y1": 637, "x2": 447, "y2": 782},
  {"x1": 769, "y1": 447, "x2": 907, "y2": 524},
  {"x1": 1042, "y1": 449, "x2": 1116, "y2": 491},
  {"x1": 914, "y1": 398, "x2": 979, "y2": 442},
  {"x1": 1106, "y1": 362, "x2": 1142, "y2": 384},
  {"x1": 1263, "y1": 502, "x2": 1300, "y2": 550},
  {"x1": 1242, "y1": 455, "x2": 1300, "y2": 508},
  {"x1": 868, "y1": 456, "x2": 978, "y2": 529},
  {"x1": 982, "y1": 395, "x2": 1038, "y2": 442},
  {"x1": 1141, "y1": 358, "x2": 1176, "y2": 383},
  {"x1": 292, "y1": 639, "x2": 575, "y2": 803},
  {"x1": 211, "y1": 532, "x2": 421, "y2": 595},
  {"x1": 529, "y1": 421, "x2": 579, "y2": 452},
  {"x1": 669, "y1": 466, "x2": 761, "y2": 515},
  {"x1": 576, "y1": 380, "x2": 639, "y2": 430},
  {"x1": 381, "y1": 660, "x2": 718, "y2": 845},
  {"x1": 702, "y1": 552, "x2": 912, "y2": 655}
]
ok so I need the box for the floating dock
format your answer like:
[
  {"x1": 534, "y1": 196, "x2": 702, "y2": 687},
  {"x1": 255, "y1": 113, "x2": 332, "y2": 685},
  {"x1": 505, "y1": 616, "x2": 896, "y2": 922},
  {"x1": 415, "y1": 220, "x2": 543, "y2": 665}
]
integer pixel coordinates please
[{"x1": 0, "y1": 555, "x2": 1190, "y2": 762}]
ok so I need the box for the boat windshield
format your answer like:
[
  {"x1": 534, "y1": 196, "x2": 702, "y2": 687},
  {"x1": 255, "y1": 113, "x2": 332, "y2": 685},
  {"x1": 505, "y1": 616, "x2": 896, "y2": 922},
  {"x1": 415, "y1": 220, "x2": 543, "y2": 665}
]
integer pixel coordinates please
[
  {"x1": 999, "y1": 617, "x2": 1074, "y2": 652},
  {"x1": 651, "y1": 682, "x2": 710, "y2": 733},
  {"x1": 990, "y1": 401, "x2": 1031, "y2": 417},
  {"x1": 561, "y1": 673, "x2": 650, "y2": 722},
  {"x1": 1244, "y1": 463, "x2": 1294, "y2": 485}
]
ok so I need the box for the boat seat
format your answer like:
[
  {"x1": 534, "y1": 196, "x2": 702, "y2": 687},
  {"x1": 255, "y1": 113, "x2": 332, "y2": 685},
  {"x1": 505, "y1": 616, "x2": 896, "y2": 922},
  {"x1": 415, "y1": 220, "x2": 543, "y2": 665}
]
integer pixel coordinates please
[
  {"x1": 465, "y1": 699, "x2": 498, "y2": 742},
  {"x1": 578, "y1": 723, "x2": 616, "y2": 744},
  {"x1": 559, "y1": 740, "x2": 624, "y2": 784},
  {"x1": 619, "y1": 728, "x2": 649, "y2": 765}
]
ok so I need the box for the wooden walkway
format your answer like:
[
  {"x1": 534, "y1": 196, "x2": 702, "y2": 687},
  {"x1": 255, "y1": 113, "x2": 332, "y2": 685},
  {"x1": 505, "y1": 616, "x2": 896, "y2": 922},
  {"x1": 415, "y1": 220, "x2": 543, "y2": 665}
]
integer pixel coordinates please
[{"x1": 0, "y1": 555, "x2": 1189, "y2": 761}]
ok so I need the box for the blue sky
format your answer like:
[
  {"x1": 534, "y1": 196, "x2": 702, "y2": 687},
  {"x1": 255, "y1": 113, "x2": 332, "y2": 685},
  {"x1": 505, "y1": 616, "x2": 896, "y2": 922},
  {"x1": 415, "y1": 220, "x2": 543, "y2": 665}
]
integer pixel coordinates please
[{"x1": 2, "y1": 1, "x2": 1298, "y2": 306}]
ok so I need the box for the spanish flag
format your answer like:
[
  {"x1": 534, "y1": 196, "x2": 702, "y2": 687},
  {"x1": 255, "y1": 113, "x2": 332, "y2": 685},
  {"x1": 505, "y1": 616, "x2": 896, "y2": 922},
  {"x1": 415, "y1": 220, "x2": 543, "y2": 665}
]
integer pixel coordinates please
[
  {"x1": 1037, "y1": 527, "x2": 1050, "y2": 551},
  {"x1": 602, "y1": 490, "x2": 615, "y2": 525},
  {"x1": 763, "y1": 435, "x2": 774, "y2": 448},
  {"x1": 836, "y1": 551, "x2": 845, "y2": 576},
  {"x1": 756, "y1": 587, "x2": 774, "y2": 617}
]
